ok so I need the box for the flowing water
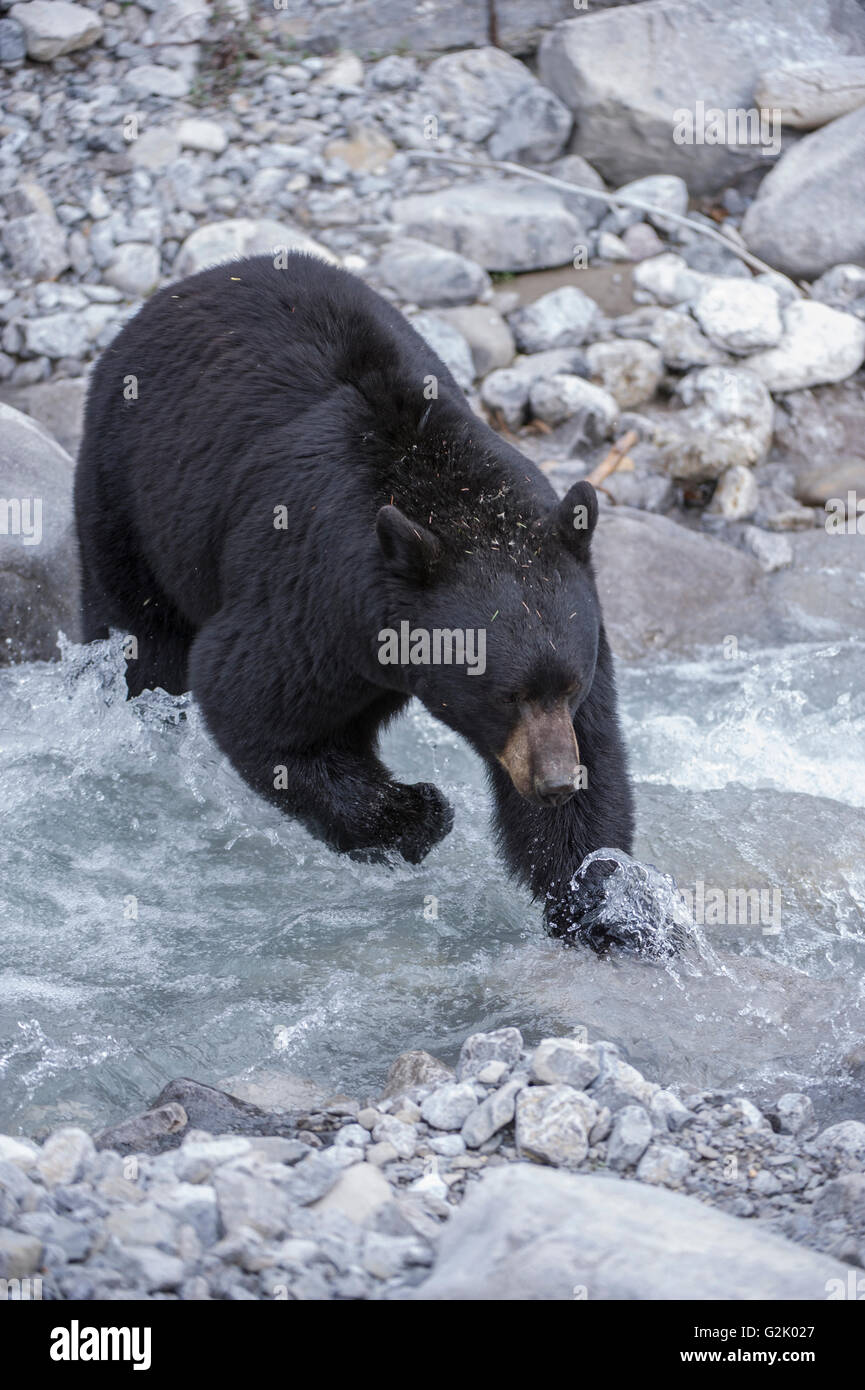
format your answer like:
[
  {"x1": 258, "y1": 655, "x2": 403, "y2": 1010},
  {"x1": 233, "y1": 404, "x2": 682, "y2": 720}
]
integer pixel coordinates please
[{"x1": 1, "y1": 633, "x2": 863, "y2": 1136}]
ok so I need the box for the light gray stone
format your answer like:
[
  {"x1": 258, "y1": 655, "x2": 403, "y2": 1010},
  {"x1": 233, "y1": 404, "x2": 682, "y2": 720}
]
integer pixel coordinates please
[
  {"x1": 654, "y1": 366, "x2": 774, "y2": 482},
  {"x1": 103, "y1": 242, "x2": 161, "y2": 298},
  {"x1": 515, "y1": 1084, "x2": 595, "y2": 1168},
  {"x1": 745, "y1": 300, "x2": 865, "y2": 392},
  {"x1": 529, "y1": 374, "x2": 619, "y2": 437},
  {"x1": 693, "y1": 280, "x2": 783, "y2": 355},
  {"x1": 461, "y1": 1080, "x2": 523, "y2": 1149},
  {"x1": 509, "y1": 286, "x2": 601, "y2": 353},
  {"x1": 421, "y1": 1083, "x2": 479, "y2": 1132},
  {"x1": 607, "y1": 1104, "x2": 653, "y2": 1170},
  {"x1": 0, "y1": 1229, "x2": 42, "y2": 1279},
  {"x1": 436, "y1": 306, "x2": 515, "y2": 377},
  {"x1": 408, "y1": 312, "x2": 475, "y2": 390},
  {"x1": 810, "y1": 264, "x2": 865, "y2": 321},
  {"x1": 585, "y1": 339, "x2": 663, "y2": 409},
  {"x1": 391, "y1": 184, "x2": 583, "y2": 273},
  {"x1": 814, "y1": 1120, "x2": 865, "y2": 1158},
  {"x1": 636, "y1": 1143, "x2": 693, "y2": 1186},
  {"x1": 458, "y1": 1027, "x2": 524, "y2": 1081},
  {"x1": 708, "y1": 464, "x2": 759, "y2": 521},
  {"x1": 376, "y1": 237, "x2": 490, "y2": 307},
  {"x1": 409, "y1": 1164, "x2": 863, "y2": 1300},
  {"x1": 380, "y1": 1049, "x2": 453, "y2": 1099},
  {"x1": 10, "y1": 0, "x2": 102, "y2": 60},
  {"x1": 755, "y1": 57, "x2": 865, "y2": 129},
  {"x1": 310, "y1": 1163, "x2": 393, "y2": 1224}
]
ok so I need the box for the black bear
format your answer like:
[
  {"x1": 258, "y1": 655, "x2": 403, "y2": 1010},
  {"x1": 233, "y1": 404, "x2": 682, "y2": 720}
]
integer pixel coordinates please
[{"x1": 75, "y1": 253, "x2": 635, "y2": 945}]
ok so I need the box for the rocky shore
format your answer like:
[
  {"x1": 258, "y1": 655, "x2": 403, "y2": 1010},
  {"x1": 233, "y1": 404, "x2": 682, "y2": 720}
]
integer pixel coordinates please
[{"x1": 1, "y1": 1029, "x2": 864, "y2": 1300}]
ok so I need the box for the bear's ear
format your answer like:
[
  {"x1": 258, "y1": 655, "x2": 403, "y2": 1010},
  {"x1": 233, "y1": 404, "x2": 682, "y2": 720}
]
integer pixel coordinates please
[
  {"x1": 376, "y1": 505, "x2": 441, "y2": 584},
  {"x1": 551, "y1": 479, "x2": 598, "y2": 562}
]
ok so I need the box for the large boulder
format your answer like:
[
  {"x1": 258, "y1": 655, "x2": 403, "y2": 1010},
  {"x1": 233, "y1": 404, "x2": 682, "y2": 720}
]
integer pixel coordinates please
[
  {"x1": 0, "y1": 403, "x2": 78, "y2": 663},
  {"x1": 538, "y1": 0, "x2": 865, "y2": 192},
  {"x1": 390, "y1": 183, "x2": 584, "y2": 273},
  {"x1": 592, "y1": 506, "x2": 762, "y2": 659},
  {"x1": 741, "y1": 106, "x2": 865, "y2": 280},
  {"x1": 407, "y1": 1164, "x2": 860, "y2": 1299},
  {"x1": 419, "y1": 46, "x2": 572, "y2": 163}
]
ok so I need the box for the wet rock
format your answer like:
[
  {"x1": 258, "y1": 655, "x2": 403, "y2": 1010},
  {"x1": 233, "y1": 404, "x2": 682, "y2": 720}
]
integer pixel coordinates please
[
  {"x1": 390, "y1": 184, "x2": 583, "y2": 273},
  {"x1": 375, "y1": 237, "x2": 490, "y2": 308},
  {"x1": 515, "y1": 1084, "x2": 594, "y2": 1168},
  {"x1": 585, "y1": 339, "x2": 663, "y2": 409},
  {"x1": 741, "y1": 106, "x2": 865, "y2": 280},
  {"x1": 149, "y1": 1078, "x2": 307, "y2": 1145},
  {"x1": 174, "y1": 220, "x2": 337, "y2": 278},
  {"x1": 10, "y1": 0, "x2": 102, "y2": 60},
  {"x1": 419, "y1": 47, "x2": 571, "y2": 165},
  {"x1": 538, "y1": 0, "x2": 865, "y2": 192},
  {"x1": 693, "y1": 280, "x2": 783, "y2": 355},
  {"x1": 409, "y1": 1163, "x2": 860, "y2": 1300},
  {"x1": 755, "y1": 57, "x2": 865, "y2": 130}
]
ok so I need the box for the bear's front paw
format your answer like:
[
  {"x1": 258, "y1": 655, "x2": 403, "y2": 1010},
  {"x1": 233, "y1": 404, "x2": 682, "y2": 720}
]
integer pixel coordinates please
[
  {"x1": 544, "y1": 854, "x2": 684, "y2": 959},
  {"x1": 391, "y1": 781, "x2": 454, "y2": 864}
]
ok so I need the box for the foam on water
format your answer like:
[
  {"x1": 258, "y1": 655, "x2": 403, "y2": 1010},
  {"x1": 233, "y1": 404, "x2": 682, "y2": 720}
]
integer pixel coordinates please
[{"x1": 1, "y1": 634, "x2": 863, "y2": 1135}]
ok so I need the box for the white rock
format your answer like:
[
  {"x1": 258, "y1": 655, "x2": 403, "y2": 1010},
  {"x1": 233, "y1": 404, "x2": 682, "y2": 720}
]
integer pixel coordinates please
[
  {"x1": 35, "y1": 1127, "x2": 96, "y2": 1186},
  {"x1": 421, "y1": 1082, "x2": 479, "y2": 1131},
  {"x1": 632, "y1": 253, "x2": 707, "y2": 307},
  {"x1": 515, "y1": 1084, "x2": 596, "y2": 1167},
  {"x1": 10, "y1": 0, "x2": 102, "y2": 60},
  {"x1": 129, "y1": 127, "x2": 181, "y2": 171},
  {"x1": 177, "y1": 117, "x2": 229, "y2": 154},
  {"x1": 693, "y1": 280, "x2": 783, "y2": 355},
  {"x1": 745, "y1": 300, "x2": 865, "y2": 391},
  {"x1": 655, "y1": 366, "x2": 774, "y2": 481},
  {"x1": 123, "y1": 64, "x2": 190, "y2": 99}
]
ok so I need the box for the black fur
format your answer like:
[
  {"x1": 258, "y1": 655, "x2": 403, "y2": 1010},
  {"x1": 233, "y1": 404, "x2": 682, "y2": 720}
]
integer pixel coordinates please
[{"x1": 75, "y1": 253, "x2": 635, "y2": 935}]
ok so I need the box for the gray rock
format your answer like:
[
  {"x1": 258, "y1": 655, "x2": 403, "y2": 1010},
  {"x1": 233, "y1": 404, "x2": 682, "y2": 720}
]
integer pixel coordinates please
[
  {"x1": 376, "y1": 237, "x2": 490, "y2": 308},
  {"x1": 174, "y1": 220, "x2": 337, "y2": 278},
  {"x1": 113, "y1": 1243, "x2": 185, "y2": 1292},
  {"x1": 515, "y1": 1084, "x2": 595, "y2": 1168},
  {"x1": 814, "y1": 1121, "x2": 865, "y2": 1159},
  {"x1": 708, "y1": 464, "x2": 759, "y2": 521},
  {"x1": 420, "y1": 1083, "x2": 479, "y2": 1132},
  {"x1": 609, "y1": 174, "x2": 688, "y2": 236},
  {"x1": 380, "y1": 1050, "x2": 454, "y2": 1099},
  {"x1": 632, "y1": 254, "x2": 708, "y2": 308},
  {"x1": 755, "y1": 57, "x2": 865, "y2": 129},
  {"x1": 103, "y1": 242, "x2": 161, "y2": 298},
  {"x1": 409, "y1": 1163, "x2": 863, "y2": 1300},
  {"x1": 693, "y1": 280, "x2": 783, "y2": 355},
  {"x1": 149, "y1": 1181, "x2": 219, "y2": 1245},
  {"x1": 420, "y1": 46, "x2": 571, "y2": 164},
  {"x1": 741, "y1": 106, "x2": 865, "y2": 280},
  {"x1": 810, "y1": 264, "x2": 865, "y2": 321},
  {"x1": 771, "y1": 1094, "x2": 816, "y2": 1137},
  {"x1": 593, "y1": 508, "x2": 761, "y2": 660},
  {"x1": 93, "y1": 1102, "x2": 188, "y2": 1155},
  {"x1": 457, "y1": 1027, "x2": 524, "y2": 1081},
  {"x1": 529, "y1": 373, "x2": 619, "y2": 437},
  {"x1": 146, "y1": 0, "x2": 208, "y2": 46},
  {"x1": 538, "y1": 0, "x2": 865, "y2": 193},
  {"x1": 745, "y1": 300, "x2": 865, "y2": 392},
  {"x1": 435, "y1": 306, "x2": 515, "y2": 377},
  {"x1": 10, "y1": 0, "x2": 102, "y2": 60},
  {"x1": 740, "y1": 525, "x2": 794, "y2": 572},
  {"x1": 654, "y1": 366, "x2": 774, "y2": 482},
  {"x1": 585, "y1": 339, "x2": 663, "y2": 409},
  {"x1": 36, "y1": 1127, "x2": 96, "y2": 1186},
  {"x1": 480, "y1": 348, "x2": 589, "y2": 428},
  {"x1": 408, "y1": 311, "x2": 475, "y2": 390},
  {"x1": 310, "y1": 1163, "x2": 393, "y2": 1225},
  {"x1": 123, "y1": 63, "x2": 191, "y2": 99},
  {"x1": 509, "y1": 286, "x2": 601, "y2": 353},
  {"x1": 636, "y1": 1143, "x2": 693, "y2": 1186},
  {"x1": 3, "y1": 212, "x2": 69, "y2": 282},
  {"x1": 0, "y1": 17, "x2": 27, "y2": 64},
  {"x1": 391, "y1": 184, "x2": 583, "y2": 273},
  {"x1": 529, "y1": 1038, "x2": 601, "y2": 1091},
  {"x1": 461, "y1": 1080, "x2": 524, "y2": 1149},
  {"x1": 0, "y1": 1229, "x2": 42, "y2": 1279},
  {"x1": 607, "y1": 1104, "x2": 653, "y2": 1170},
  {"x1": 649, "y1": 1090, "x2": 695, "y2": 1134},
  {"x1": 370, "y1": 1116, "x2": 417, "y2": 1158},
  {"x1": 0, "y1": 377, "x2": 86, "y2": 459}
]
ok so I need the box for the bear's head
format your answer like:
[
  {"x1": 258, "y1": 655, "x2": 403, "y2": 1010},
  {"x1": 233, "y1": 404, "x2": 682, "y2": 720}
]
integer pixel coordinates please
[{"x1": 375, "y1": 479, "x2": 600, "y2": 807}]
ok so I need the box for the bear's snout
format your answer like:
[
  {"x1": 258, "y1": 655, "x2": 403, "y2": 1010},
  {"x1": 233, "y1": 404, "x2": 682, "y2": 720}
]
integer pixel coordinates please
[{"x1": 497, "y1": 704, "x2": 581, "y2": 807}]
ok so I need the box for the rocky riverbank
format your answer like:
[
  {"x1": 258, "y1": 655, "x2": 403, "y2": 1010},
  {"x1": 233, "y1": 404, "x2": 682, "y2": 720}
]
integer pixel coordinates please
[{"x1": 1, "y1": 1029, "x2": 864, "y2": 1299}]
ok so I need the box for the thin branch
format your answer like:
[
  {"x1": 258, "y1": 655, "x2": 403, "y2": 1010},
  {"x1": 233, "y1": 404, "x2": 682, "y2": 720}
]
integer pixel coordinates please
[
  {"x1": 406, "y1": 149, "x2": 794, "y2": 286},
  {"x1": 585, "y1": 430, "x2": 638, "y2": 489}
]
